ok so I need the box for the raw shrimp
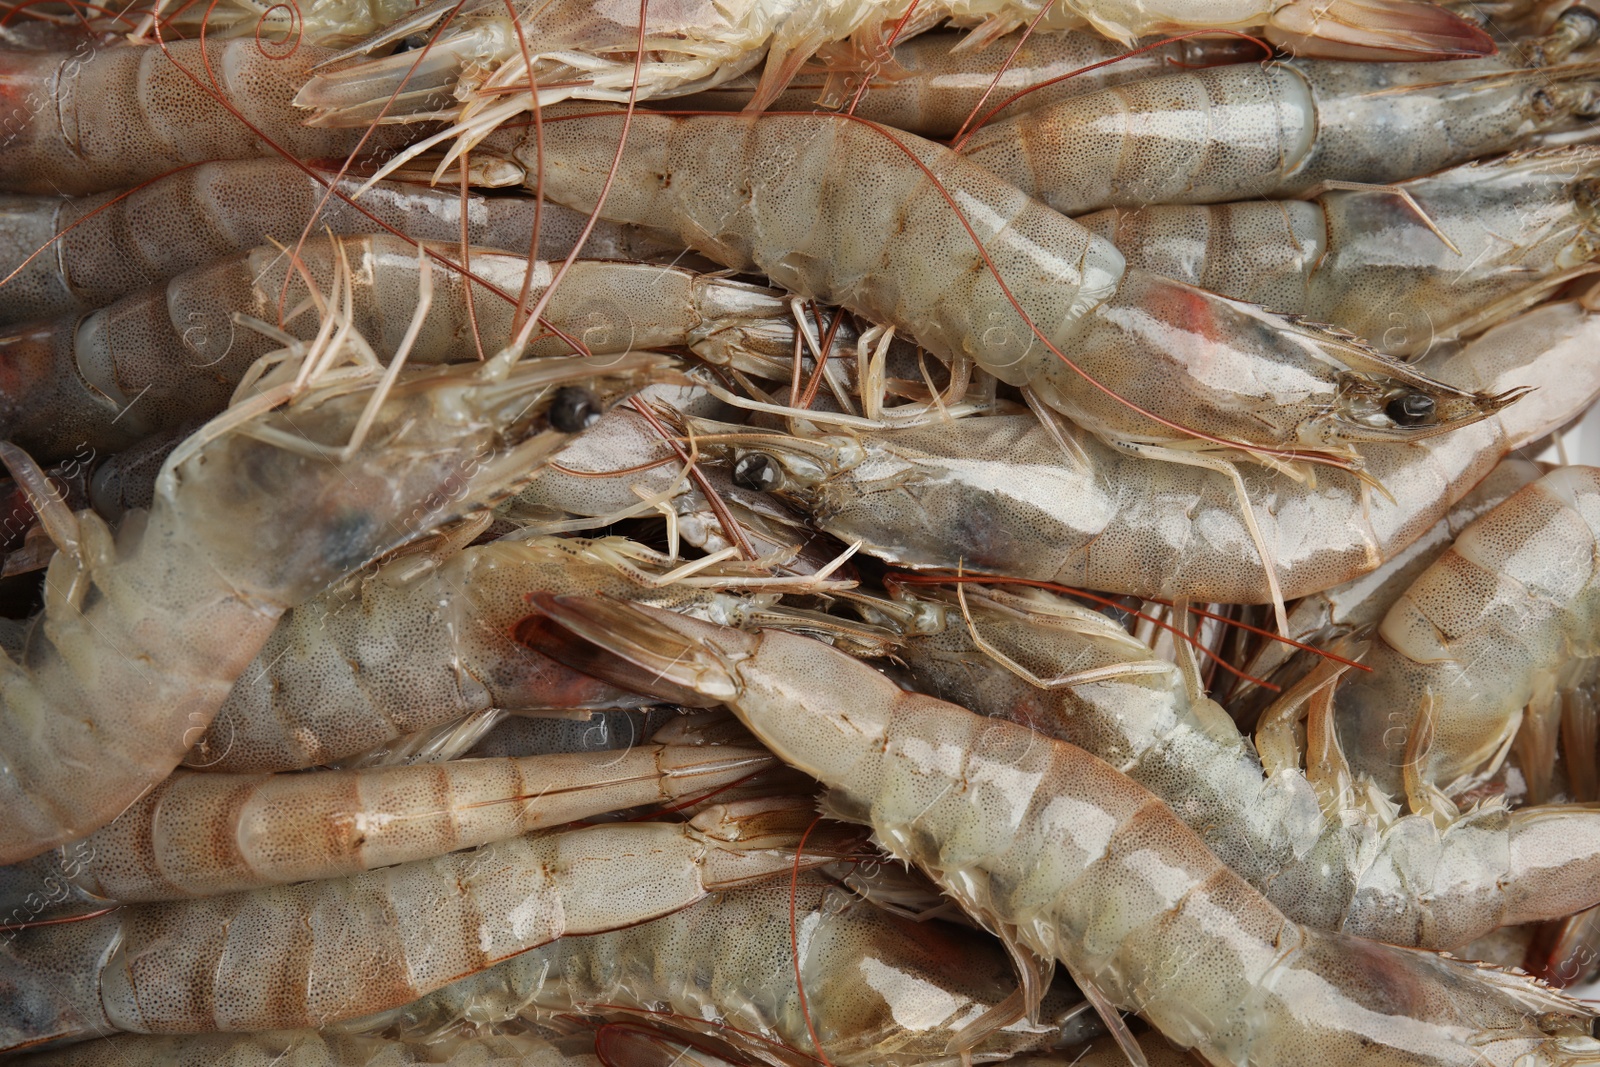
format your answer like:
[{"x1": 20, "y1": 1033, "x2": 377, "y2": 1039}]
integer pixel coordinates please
[
  {"x1": 525, "y1": 595, "x2": 1600, "y2": 1067},
  {"x1": 688, "y1": 298, "x2": 1600, "y2": 606},
  {"x1": 351, "y1": 878, "x2": 1090, "y2": 1067},
  {"x1": 878, "y1": 582, "x2": 1600, "y2": 949},
  {"x1": 1337, "y1": 465, "x2": 1600, "y2": 802},
  {"x1": 513, "y1": 108, "x2": 1510, "y2": 470},
  {"x1": 666, "y1": 29, "x2": 1261, "y2": 138},
  {"x1": 0, "y1": 233, "x2": 796, "y2": 458},
  {"x1": 0, "y1": 713, "x2": 773, "y2": 908},
  {"x1": 0, "y1": 800, "x2": 842, "y2": 1048},
  {"x1": 0, "y1": 344, "x2": 666, "y2": 867},
  {"x1": 959, "y1": 51, "x2": 1600, "y2": 217},
  {"x1": 188, "y1": 535, "x2": 845, "y2": 773},
  {"x1": 0, "y1": 158, "x2": 684, "y2": 326},
  {"x1": 1073, "y1": 147, "x2": 1600, "y2": 358},
  {"x1": 14, "y1": 1025, "x2": 606, "y2": 1066},
  {"x1": 292, "y1": 0, "x2": 1492, "y2": 163},
  {"x1": 0, "y1": 40, "x2": 413, "y2": 196}
]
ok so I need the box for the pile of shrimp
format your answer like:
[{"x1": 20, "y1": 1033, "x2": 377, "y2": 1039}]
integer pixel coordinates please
[{"x1": 8, "y1": 0, "x2": 1600, "y2": 1061}]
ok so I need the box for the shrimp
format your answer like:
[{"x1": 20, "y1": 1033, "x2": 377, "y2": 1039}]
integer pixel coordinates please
[
  {"x1": 0, "y1": 713, "x2": 773, "y2": 910},
  {"x1": 13, "y1": 1025, "x2": 606, "y2": 1067},
  {"x1": 293, "y1": 0, "x2": 1493, "y2": 169},
  {"x1": 1072, "y1": 147, "x2": 1600, "y2": 358},
  {"x1": 349, "y1": 878, "x2": 1089, "y2": 1067},
  {"x1": 872, "y1": 582, "x2": 1600, "y2": 950},
  {"x1": 524, "y1": 594, "x2": 1600, "y2": 1067},
  {"x1": 665, "y1": 29, "x2": 1261, "y2": 138},
  {"x1": 0, "y1": 159, "x2": 684, "y2": 326},
  {"x1": 0, "y1": 40, "x2": 414, "y2": 197},
  {"x1": 0, "y1": 233, "x2": 795, "y2": 458},
  {"x1": 1336, "y1": 465, "x2": 1600, "y2": 804},
  {"x1": 958, "y1": 52, "x2": 1600, "y2": 218},
  {"x1": 686, "y1": 298, "x2": 1600, "y2": 606},
  {"x1": 0, "y1": 799, "x2": 846, "y2": 1048},
  {"x1": 187, "y1": 535, "x2": 848, "y2": 774},
  {"x1": 0, "y1": 335, "x2": 668, "y2": 867},
  {"x1": 507, "y1": 108, "x2": 1511, "y2": 473}
]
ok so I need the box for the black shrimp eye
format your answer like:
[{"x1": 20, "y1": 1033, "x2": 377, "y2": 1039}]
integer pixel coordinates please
[
  {"x1": 548, "y1": 386, "x2": 601, "y2": 433},
  {"x1": 392, "y1": 34, "x2": 432, "y2": 53},
  {"x1": 732, "y1": 453, "x2": 782, "y2": 492},
  {"x1": 1385, "y1": 392, "x2": 1437, "y2": 427}
]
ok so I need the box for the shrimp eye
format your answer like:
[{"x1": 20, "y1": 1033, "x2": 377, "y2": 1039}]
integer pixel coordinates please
[
  {"x1": 549, "y1": 387, "x2": 601, "y2": 433},
  {"x1": 732, "y1": 453, "x2": 782, "y2": 492},
  {"x1": 392, "y1": 34, "x2": 432, "y2": 53},
  {"x1": 1385, "y1": 392, "x2": 1436, "y2": 427}
]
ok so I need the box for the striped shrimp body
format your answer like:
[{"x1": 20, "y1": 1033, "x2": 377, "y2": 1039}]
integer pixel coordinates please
[
  {"x1": 667, "y1": 29, "x2": 1262, "y2": 138},
  {"x1": 1337, "y1": 465, "x2": 1600, "y2": 802},
  {"x1": 1073, "y1": 147, "x2": 1600, "y2": 358},
  {"x1": 0, "y1": 158, "x2": 684, "y2": 326},
  {"x1": 682, "y1": 297, "x2": 1600, "y2": 606},
  {"x1": 351, "y1": 879, "x2": 1089, "y2": 1067},
  {"x1": 0, "y1": 233, "x2": 794, "y2": 458},
  {"x1": 960, "y1": 52, "x2": 1600, "y2": 217},
  {"x1": 0, "y1": 338, "x2": 666, "y2": 867},
  {"x1": 14, "y1": 1026, "x2": 606, "y2": 1067},
  {"x1": 0, "y1": 714, "x2": 773, "y2": 907},
  {"x1": 881, "y1": 584, "x2": 1600, "y2": 949},
  {"x1": 188, "y1": 535, "x2": 841, "y2": 773},
  {"x1": 0, "y1": 40, "x2": 413, "y2": 197},
  {"x1": 0, "y1": 800, "x2": 840, "y2": 1048},
  {"x1": 523, "y1": 596, "x2": 1600, "y2": 1067},
  {"x1": 517, "y1": 109, "x2": 1508, "y2": 469}
]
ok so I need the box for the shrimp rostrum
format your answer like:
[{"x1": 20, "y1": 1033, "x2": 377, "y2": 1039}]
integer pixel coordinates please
[
  {"x1": 0, "y1": 342, "x2": 668, "y2": 867},
  {"x1": 525, "y1": 595, "x2": 1600, "y2": 1067},
  {"x1": 509, "y1": 109, "x2": 1514, "y2": 472}
]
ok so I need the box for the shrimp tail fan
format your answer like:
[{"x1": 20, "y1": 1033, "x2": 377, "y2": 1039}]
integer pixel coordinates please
[
  {"x1": 1266, "y1": 0, "x2": 1496, "y2": 60},
  {"x1": 296, "y1": 1, "x2": 495, "y2": 126},
  {"x1": 516, "y1": 594, "x2": 744, "y2": 707}
]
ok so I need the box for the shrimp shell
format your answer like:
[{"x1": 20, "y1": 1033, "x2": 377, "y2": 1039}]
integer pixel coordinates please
[
  {"x1": 0, "y1": 802, "x2": 839, "y2": 1046},
  {"x1": 0, "y1": 717, "x2": 772, "y2": 905},
  {"x1": 959, "y1": 55, "x2": 1600, "y2": 216},
  {"x1": 0, "y1": 41, "x2": 410, "y2": 196},
  {"x1": 0, "y1": 158, "x2": 683, "y2": 326},
  {"x1": 0, "y1": 234, "x2": 791, "y2": 458}
]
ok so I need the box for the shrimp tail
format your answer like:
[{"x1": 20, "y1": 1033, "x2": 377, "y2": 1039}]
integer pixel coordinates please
[
  {"x1": 516, "y1": 593, "x2": 746, "y2": 706},
  {"x1": 1265, "y1": 0, "x2": 1497, "y2": 60},
  {"x1": 295, "y1": 37, "x2": 475, "y2": 127}
]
